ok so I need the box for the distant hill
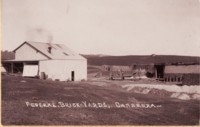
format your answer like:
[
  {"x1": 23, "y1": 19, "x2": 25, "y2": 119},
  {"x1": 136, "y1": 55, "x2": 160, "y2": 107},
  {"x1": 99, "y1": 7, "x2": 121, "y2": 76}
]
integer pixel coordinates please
[
  {"x1": 82, "y1": 54, "x2": 200, "y2": 66},
  {"x1": 1, "y1": 51, "x2": 199, "y2": 65}
]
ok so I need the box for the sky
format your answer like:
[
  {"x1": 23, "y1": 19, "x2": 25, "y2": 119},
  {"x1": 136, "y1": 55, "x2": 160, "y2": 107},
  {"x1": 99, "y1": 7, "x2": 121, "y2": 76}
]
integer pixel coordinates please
[{"x1": 2, "y1": 0, "x2": 200, "y2": 56}]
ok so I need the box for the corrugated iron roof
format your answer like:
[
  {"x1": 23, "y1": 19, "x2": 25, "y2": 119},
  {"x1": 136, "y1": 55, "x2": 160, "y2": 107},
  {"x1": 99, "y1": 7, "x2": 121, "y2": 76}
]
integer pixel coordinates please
[{"x1": 14, "y1": 41, "x2": 86, "y2": 60}]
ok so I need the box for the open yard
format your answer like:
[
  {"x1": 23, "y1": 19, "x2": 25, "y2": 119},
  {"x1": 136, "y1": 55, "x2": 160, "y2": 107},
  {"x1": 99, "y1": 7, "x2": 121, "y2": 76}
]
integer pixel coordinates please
[{"x1": 1, "y1": 75, "x2": 200, "y2": 125}]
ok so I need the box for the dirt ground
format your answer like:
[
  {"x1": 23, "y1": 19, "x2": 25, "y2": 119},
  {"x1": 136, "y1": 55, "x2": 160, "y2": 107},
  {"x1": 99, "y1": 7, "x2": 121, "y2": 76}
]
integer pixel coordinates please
[{"x1": 1, "y1": 75, "x2": 200, "y2": 125}]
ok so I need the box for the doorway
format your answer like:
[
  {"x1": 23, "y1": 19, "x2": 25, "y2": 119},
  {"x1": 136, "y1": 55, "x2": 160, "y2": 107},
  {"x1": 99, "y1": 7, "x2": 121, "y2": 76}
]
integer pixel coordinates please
[
  {"x1": 71, "y1": 71, "x2": 75, "y2": 81},
  {"x1": 155, "y1": 65, "x2": 164, "y2": 78}
]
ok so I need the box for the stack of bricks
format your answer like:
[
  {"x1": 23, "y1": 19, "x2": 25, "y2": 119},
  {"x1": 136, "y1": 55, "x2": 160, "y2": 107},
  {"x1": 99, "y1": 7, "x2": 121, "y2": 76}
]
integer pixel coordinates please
[{"x1": 182, "y1": 74, "x2": 200, "y2": 85}]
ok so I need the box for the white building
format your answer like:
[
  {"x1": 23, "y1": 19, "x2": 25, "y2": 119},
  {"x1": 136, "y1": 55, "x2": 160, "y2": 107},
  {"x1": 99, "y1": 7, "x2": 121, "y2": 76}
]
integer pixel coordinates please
[{"x1": 2, "y1": 41, "x2": 87, "y2": 81}]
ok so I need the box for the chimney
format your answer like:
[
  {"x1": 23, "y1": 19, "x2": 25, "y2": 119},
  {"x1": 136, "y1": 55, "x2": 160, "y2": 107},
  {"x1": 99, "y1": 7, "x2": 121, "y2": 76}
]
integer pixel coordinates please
[
  {"x1": 48, "y1": 46, "x2": 52, "y2": 53},
  {"x1": 47, "y1": 43, "x2": 52, "y2": 53}
]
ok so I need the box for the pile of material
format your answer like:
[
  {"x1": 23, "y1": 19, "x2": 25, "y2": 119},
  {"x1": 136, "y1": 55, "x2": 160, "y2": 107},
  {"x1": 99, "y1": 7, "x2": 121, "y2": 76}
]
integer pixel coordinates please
[
  {"x1": 182, "y1": 74, "x2": 200, "y2": 85},
  {"x1": 122, "y1": 84, "x2": 200, "y2": 100}
]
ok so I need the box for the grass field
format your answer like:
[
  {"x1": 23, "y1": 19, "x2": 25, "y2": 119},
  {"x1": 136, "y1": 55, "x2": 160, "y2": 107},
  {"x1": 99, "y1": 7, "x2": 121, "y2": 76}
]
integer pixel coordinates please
[{"x1": 2, "y1": 75, "x2": 200, "y2": 125}]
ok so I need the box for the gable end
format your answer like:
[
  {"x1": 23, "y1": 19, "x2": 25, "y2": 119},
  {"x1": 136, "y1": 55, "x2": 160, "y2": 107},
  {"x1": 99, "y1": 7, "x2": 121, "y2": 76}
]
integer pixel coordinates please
[{"x1": 13, "y1": 41, "x2": 51, "y2": 59}]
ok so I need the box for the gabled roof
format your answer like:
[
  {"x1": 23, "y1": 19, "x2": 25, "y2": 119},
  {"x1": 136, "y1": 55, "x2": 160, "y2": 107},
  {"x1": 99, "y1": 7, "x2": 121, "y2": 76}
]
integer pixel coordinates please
[{"x1": 13, "y1": 41, "x2": 86, "y2": 60}]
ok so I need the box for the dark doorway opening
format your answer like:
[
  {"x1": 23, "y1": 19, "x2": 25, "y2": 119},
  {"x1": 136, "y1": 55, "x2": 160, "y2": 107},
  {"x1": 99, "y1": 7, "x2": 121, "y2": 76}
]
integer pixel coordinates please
[
  {"x1": 71, "y1": 71, "x2": 75, "y2": 81},
  {"x1": 2, "y1": 61, "x2": 39, "y2": 75},
  {"x1": 13, "y1": 63, "x2": 24, "y2": 73},
  {"x1": 2, "y1": 62, "x2": 23, "y2": 73},
  {"x1": 2, "y1": 63, "x2": 12, "y2": 73},
  {"x1": 155, "y1": 65, "x2": 164, "y2": 78}
]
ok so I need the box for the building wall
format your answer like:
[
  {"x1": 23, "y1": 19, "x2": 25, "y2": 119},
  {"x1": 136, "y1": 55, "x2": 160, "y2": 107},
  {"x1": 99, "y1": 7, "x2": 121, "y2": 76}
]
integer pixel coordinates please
[
  {"x1": 15, "y1": 44, "x2": 48, "y2": 60},
  {"x1": 163, "y1": 65, "x2": 200, "y2": 83},
  {"x1": 39, "y1": 59, "x2": 87, "y2": 81},
  {"x1": 182, "y1": 74, "x2": 200, "y2": 85},
  {"x1": 164, "y1": 65, "x2": 200, "y2": 74}
]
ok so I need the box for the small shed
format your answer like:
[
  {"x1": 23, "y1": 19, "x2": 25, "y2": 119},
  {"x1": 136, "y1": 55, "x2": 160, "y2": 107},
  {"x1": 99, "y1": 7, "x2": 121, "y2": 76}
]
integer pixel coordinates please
[{"x1": 163, "y1": 64, "x2": 200, "y2": 85}]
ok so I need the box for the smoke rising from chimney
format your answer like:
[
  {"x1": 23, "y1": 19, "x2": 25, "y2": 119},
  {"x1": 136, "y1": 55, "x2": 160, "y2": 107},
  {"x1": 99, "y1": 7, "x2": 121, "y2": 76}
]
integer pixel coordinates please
[
  {"x1": 26, "y1": 28, "x2": 53, "y2": 43},
  {"x1": 66, "y1": 3, "x2": 70, "y2": 15}
]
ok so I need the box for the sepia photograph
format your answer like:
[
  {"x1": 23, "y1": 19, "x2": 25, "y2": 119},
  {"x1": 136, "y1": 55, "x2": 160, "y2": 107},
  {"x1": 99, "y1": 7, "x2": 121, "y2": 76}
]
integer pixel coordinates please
[{"x1": 1, "y1": 0, "x2": 200, "y2": 125}]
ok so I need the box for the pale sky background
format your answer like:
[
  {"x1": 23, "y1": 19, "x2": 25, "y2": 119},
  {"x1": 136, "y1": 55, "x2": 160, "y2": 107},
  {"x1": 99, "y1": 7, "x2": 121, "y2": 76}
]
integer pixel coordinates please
[{"x1": 2, "y1": 0, "x2": 200, "y2": 56}]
